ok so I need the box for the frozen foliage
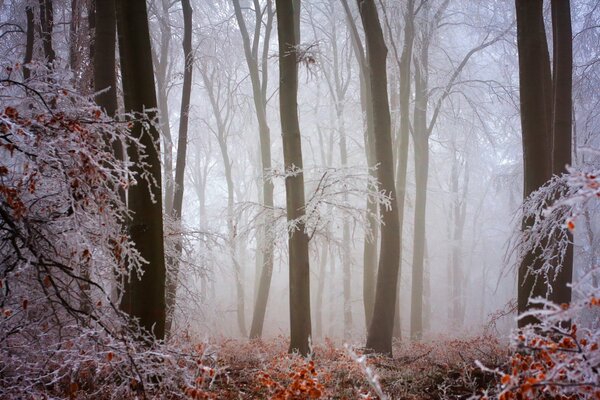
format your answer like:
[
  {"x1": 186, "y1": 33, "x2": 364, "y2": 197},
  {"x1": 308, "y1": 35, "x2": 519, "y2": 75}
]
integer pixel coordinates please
[
  {"x1": 0, "y1": 67, "x2": 204, "y2": 399},
  {"x1": 483, "y1": 169, "x2": 600, "y2": 399}
]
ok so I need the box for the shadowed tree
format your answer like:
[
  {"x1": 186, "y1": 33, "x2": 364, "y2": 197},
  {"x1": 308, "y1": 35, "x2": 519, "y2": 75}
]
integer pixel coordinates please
[
  {"x1": 116, "y1": 0, "x2": 167, "y2": 339},
  {"x1": 515, "y1": 0, "x2": 574, "y2": 326},
  {"x1": 276, "y1": 0, "x2": 312, "y2": 355},
  {"x1": 359, "y1": 0, "x2": 401, "y2": 356}
]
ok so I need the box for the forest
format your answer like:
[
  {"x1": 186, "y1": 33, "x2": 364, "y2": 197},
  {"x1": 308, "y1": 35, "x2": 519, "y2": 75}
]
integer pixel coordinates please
[{"x1": 0, "y1": 0, "x2": 599, "y2": 398}]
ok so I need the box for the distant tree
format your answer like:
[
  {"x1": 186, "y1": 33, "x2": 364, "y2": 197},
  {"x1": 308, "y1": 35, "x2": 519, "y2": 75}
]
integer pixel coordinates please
[
  {"x1": 276, "y1": 0, "x2": 312, "y2": 355},
  {"x1": 231, "y1": 0, "x2": 276, "y2": 340},
  {"x1": 359, "y1": 0, "x2": 401, "y2": 356},
  {"x1": 116, "y1": 0, "x2": 167, "y2": 339}
]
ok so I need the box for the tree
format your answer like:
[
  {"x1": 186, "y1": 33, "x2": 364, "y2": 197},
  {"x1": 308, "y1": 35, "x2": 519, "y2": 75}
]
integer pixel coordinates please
[
  {"x1": 515, "y1": 0, "x2": 574, "y2": 326},
  {"x1": 165, "y1": 0, "x2": 193, "y2": 338},
  {"x1": 379, "y1": 0, "x2": 415, "y2": 339},
  {"x1": 340, "y1": 0, "x2": 379, "y2": 331},
  {"x1": 116, "y1": 0, "x2": 167, "y2": 339},
  {"x1": 23, "y1": 5, "x2": 34, "y2": 80},
  {"x1": 93, "y1": 0, "x2": 118, "y2": 118},
  {"x1": 359, "y1": 0, "x2": 401, "y2": 356},
  {"x1": 549, "y1": 0, "x2": 573, "y2": 309},
  {"x1": 151, "y1": 0, "x2": 176, "y2": 214},
  {"x1": 39, "y1": 0, "x2": 55, "y2": 64},
  {"x1": 231, "y1": 0, "x2": 276, "y2": 340},
  {"x1": 276, "y1": 0, "x2": 312, "y2": 355}
]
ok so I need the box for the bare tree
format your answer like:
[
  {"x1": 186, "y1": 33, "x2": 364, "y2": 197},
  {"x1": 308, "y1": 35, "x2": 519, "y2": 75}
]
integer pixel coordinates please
[
  {"x1": 359, "y1": 0, "x2": 401, "y2": 356},
  {"x1": 165, "y1": 0, "x2": 193, "y2": 338},
  {"x1": 340, "y1": 0, "x2": 379, "y2": 331},
  {"x1": 276, "y1": 0, "x2": 312, "y2": 355},
  {"x1": 116, "y1": 0, "x2": 167, "y2": 339},
  {"x1": 231, "y1": 0, "x2": 276, "y2": 340}
]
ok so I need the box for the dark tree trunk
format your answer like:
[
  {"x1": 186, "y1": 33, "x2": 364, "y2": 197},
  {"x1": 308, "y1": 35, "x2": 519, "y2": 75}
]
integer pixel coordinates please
[
  {"x1": 23, "y1": 6, "x2": 34, "y2": 80},
  {"x1": 94, "y1": 0, "x2": 117, "y2": 118},
  {"x1": 515, "y1": 0, "x2": 553, "y2": 328},
  {"x1": 69, "y1": 0, "x2": 80, "y2": 71},
  {"x1": 359, "y1": 0, "x2": 401, "y2": 356},
  {"x1": 276, "y1": 0, "x2": 312, "y2": 355},
  {"x1": 164, "y1": 0, "x2": 193, "y2": 338},
  {"x1": 549, "y1": 0, "x2": 573, "y2": 308},
  {"x1": 38, "y1": 0, "x2": 55, "y2": 65},
  {"x1": 116, "y1": 0, "x2": 167, "y2": 340}
]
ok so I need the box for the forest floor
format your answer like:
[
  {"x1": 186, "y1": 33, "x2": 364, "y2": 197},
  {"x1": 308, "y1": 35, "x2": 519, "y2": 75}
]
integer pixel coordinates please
[{"x1": 187, "y1": 335, "x2": 508, "y2": 399}]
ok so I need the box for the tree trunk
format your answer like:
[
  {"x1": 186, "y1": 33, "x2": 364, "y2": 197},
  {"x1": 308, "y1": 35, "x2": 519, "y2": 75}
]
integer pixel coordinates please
[
  {"x1": 232, "y1": 0, "x2": 276, "y2": 340},
  {"x1": 514, "y1": 0, "x2": 553, "y2": 328},
  {"x1": 410, "y1": 44, "x2": 429, "y2": 339},
  {"x1": 276, "y1": 0, "x2": 312, "y2": 355},
  {"x1": 340, "y1": 0, "x2": 378, "y2": 331},
  {"x1": 154, "y1": 0, "x2": 174, "y2": 215},
  {"x1": 38, "y1": 0, "x2": 56, "y2": 65},
  {"x1": 116, "y1": 0, "x2": 167, "y2": 340},
  {"x1": 549, "y1": 0, "x2": 573, "y2": 308},
  {"x1": 69, "y1": 0, "x2": 80, "y2": 71},
  {"x1": 392, "y1": 0, "x2": 415, "y2": 339},
  {"x1": 360, "y1": 0, "x2": 401, "y2": 356},
  {"x1": 164, "y1": 0, "x2": 193, "y2": 339},
  {"x1": 94, "y1": 0, "x2": 118, "y2": 118},
  {"x1": 315, "y1": 240, "x2": 328, "y2": 339},
  {"x1": 23, "y1": 6, "x2": 34, "y2": 80}
]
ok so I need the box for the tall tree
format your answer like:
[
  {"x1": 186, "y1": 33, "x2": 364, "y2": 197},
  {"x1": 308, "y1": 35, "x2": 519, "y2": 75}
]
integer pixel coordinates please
[
  {"x1": 38, "y1": 0, "x2": 55, "y2": 64},
  {"x1": 165, "y1": 0, "x2": 193, "y2": 338},
  {"x1": 198, "y1": 46, "x2": 248, "y2": 336},
  {"x1": 231, "y1": 0, "x2": 276, "y2": 340},
  {"x1": 359, "y1": 0, "x2": 401, "y2": 356},
  {"x1": 515, "y1": 0, "x2": 554, "y2": 328},
  {"x1": 380, "y1": 0, "x2": 415, "y2": 339},
  {"x1": 340, "y1": 0, "x2": 378, "y2": 331},
  {"x1": 276, "y1": 0, "x2": 312, "y2": 355},
  {"x1": 116, "y1": 0, "x2": 167, "y2": 339},
  {"x1": 93, "y1": 0, "x2": 117, "y2": 118},
  {"x1": 515, "y1": 0, "x2": 574, "y2": 326},
  {"x1": 549, "y1": 0, "x2": 573, "y2": 308},
  {"x1": 152, "y1": 0, "x2": 175, "y2": 215},
  {"x1": 23, "y1": 5, "x2": 34, "y2": 80}
]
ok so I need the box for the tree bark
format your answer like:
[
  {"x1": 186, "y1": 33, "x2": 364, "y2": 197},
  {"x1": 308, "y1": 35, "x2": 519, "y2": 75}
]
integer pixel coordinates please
[
  {"x1": 94, "y1": 0, "x2": 118, "y2": 118},
  {"x1": 514, "y1": 0, "x2": 553, "y2": 328},
  {"x1": 116, "y1": 0, "x2": 167, "y2": 340},
  {"x1": 276, "y1": 0, "x2": 312, "y2": 355},
  {"x1": 164, "y1": 0, "x2": 193, "y2": 338},
  {"x1": 359, "y1": 0, "x2": 401, "y2": 356},
  {"x1": 549, "y1": 0, "x2": 573, "y2": 308},
  {"x1": 23, "y1": 6, "x2": 34, "y2": 80},
  {"x1": 38, "y1": 0, "x2": 55, "y2": 65}
]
